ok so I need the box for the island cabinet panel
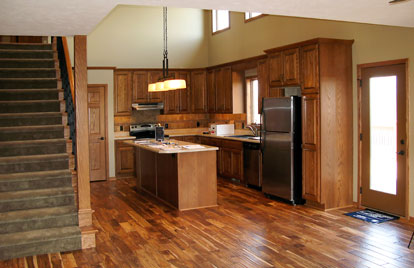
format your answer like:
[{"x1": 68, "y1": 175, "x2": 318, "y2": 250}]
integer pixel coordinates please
[
  {"x1": 207, "y1": 70, "x2": 216, "y2": 113},
  {"x1": 148, "y1": 71, "x2": 163, "y2": 103},
  {"x1": 115, "y1": 140, "x2": 135, "y2": 178},
  {"x1": 157, "y1": 154, "x2": 178, "y2": 207},
  {"x1": 257, "y1": 59, "x2": 269, "y2": 113},
  {"x1": 267, "y1": 48, "x2": 300, "y2": 88},
  {"x1": 132, "y1": 71, "x2": 149, "y2": 103},
  {"x1": 139, "y1": 148, "x2": 157, "y2": 195},
  {"x1": 114, "y1": 71, "x2": 132, "y2": 115},
  {"x1": 199, "y1": 136, "x2": 222, "y2": 175},
  {"x1": 191, "y1": 70, "x2": 207, "y2": 113},
  {"x1": 301, "y1": 44, "x2": 320, "y2": 94}
]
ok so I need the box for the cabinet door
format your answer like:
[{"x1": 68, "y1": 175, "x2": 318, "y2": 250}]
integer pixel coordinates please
[
  {"x1": 177, "y1": 71, "x2": 191, "y2": 113},
  {"x1": 257, "y1": 59, "x2": 269, "y2": 114},
  {"x1": 191, "y1": 71, "x2": 207, "y2": 113},
  {"x1": 215, "y1": 68, "x2": 225, "y2": 112},
  {"x1": 164, "y1": 71, "x2": 178, "y2": 114},
  {"x1": 114, "y1": 71, "x2": 132, "y2": 115},
  {"x1": 283, "y1": 48, "x2": 300, "y2": 85},
  {"x1": 268, "y1": 52, "x2": 283, "y2": 87},
  {"x1": 223, "y1": 66, "x2": 233, "y2": 113},
  {"x1": 231, "y1": 149, "x2": 243, "y2": 181},
  {"x1": 207, "y1": 70, "x2": 216, "y2": 113},
  {"x1": 301, "y1": 94, "x2": 320, "y2": 202},
  {"x1": 221, "y1": 148, "x2": 232, "y2": 177},
  {"x1": 115, "y1": 141, "x2": 135, "y2": 177},
  {"x1": 269, "y1": 87, "x2": 283, "y2": 97},
  {"x1": 148, "y1": 71, "x2": 163, "y2": 102},
  {"x1": 301, "y1": 44, "x2": 319, "y2": 94},
  {"x1": 132, "y1": 71, "x2": 149, "y2": 103}
]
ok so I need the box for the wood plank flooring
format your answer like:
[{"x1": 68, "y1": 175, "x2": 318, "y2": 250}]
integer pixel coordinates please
[{"x1": 1, "y1": 178, "x2": 414, "y2": 268}]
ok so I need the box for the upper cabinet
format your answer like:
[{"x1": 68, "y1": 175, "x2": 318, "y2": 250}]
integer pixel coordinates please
[
  {"x1": 267, "y1": 47, "x2": 300, "y2": 87},
  {"x1": 114, "y1": 71, "x2": 132, "y2": 116},
  {"x1": 207, "y1": 70, "x2": 216, "y2": 113},
  {"x1": 191, "y1": 70, "x2": 207, "y2": 113},
  {"x1": 164, "y1": 71, "x2": 191, "y2": 114},
  {"x1": 301, "y1": 44, "x2": 319, "y2": 94},
  {"x1": 257, "y1": 59, "x2": 269, "y2": 114},
  {"x1": 206, "y1": 66, "x2": 233, "y2": 114},
  {"x1": 132, "y1": 71, "x2": 148, "y2": 104},
  {"x1": 147, "y1": 71, "x2": 163, "y2": 103}
]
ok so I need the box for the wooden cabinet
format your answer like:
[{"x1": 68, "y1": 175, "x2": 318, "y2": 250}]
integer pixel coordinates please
[
  {"x1": 207, "y1": 70, "x2": 216, "y2": 113},
  {"x1": 215, "y1": 67, "x2": 232, "y2": 113},
  {"x1": 164, "y1": 71, "x2": 191, "y2": 114},
  {"x1": 115, "y1": 140, "x2": 135, "y2": 178},
  {"x1": 257, "y1": 59, "x2": 269, "y2": 114},
  {"x1": 147, "y1": 71, "x2": 163, "y2": 103},
  {"x1": 267, "y1": 48, "x2": 300, "y2": 87},
  {"x1": 132, "y1": 71, "x2": 148, "y2": 103},
  {"x1": 191, "y1": 70, "x2": 207, "y2": 113},
  {"x1": 114, "y1": 71, "x2": 132, "y2": 115},
  {"x1": 301, "y1": 44, "x2": 319, "y2": 94},
  {"x1": 299, "y1": 39, "x2": 353, "y2": 210}
]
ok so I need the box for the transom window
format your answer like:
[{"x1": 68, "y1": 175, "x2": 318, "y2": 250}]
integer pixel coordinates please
[
  {"x1": 245, "y1": 12, "x2": 263, "y2": 22},
  {"x1": 212, "y1": 10, "x2": 230, "y2": 33}
]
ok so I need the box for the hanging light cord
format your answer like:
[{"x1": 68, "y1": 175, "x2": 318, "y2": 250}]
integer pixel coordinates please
[{"x1": 163, "y1": 6, "x2": 168, "y2": 78}]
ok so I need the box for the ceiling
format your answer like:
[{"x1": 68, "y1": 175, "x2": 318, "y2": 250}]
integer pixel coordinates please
[{"x1": 1, "y1": 0, "x2": 414, "y2": 36}]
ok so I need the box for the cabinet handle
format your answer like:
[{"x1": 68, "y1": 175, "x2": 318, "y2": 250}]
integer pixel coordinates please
[{"x1": 100, "y1": 137, "x2": 105, "y2": 140}]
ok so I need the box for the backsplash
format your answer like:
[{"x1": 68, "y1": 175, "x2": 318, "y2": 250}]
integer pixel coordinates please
[{"x1": 114, "y1": 109, "x2": 160, "y2": 132}]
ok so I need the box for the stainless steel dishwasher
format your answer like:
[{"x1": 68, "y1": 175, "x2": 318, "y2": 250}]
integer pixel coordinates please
[{"x1": 243, "y1": 142, "x2": 262, "y2": 188}]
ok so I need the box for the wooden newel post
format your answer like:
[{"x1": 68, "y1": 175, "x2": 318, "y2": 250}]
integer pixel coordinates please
[{"x1": 74, "y1": 35, "x2": 96, "y2": 248}]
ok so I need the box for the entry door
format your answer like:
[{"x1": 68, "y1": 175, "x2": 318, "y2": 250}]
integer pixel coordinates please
[
  {"x1": 88, "y1": 84, "x2": 108, "y2": 181},
  {"x1": 360, "y1": 62, "x2": 406, "y2": 216}
]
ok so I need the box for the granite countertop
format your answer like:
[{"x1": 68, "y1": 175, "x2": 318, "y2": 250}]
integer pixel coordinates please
[
  {"x1": 123, "y1": 139, "x2": 219, "y2": 154},
  {"x1": 114, "y1": 132, "x2": 135, "y2": 140}
]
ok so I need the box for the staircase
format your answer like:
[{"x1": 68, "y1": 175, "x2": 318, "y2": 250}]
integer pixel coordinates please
[{"x1": 0, "y1": 43, "x2": 81, "y2": 260}]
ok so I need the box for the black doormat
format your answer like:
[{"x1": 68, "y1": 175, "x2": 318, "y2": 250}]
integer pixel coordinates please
[{"x1": 345, "y1": 209, "x2": 399, "y2": 224}]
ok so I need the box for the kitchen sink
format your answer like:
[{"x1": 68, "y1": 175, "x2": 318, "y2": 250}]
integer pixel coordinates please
[{"x1": 229, "y1": 135, "x2": 260, "y2": 140}]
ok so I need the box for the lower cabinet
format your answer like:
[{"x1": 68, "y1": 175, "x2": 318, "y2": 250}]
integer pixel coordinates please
[{"x1": 115, "y1": 140, "x2": 136, "y2": 178}]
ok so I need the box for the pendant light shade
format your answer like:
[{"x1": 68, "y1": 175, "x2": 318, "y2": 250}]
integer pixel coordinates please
[{"x1": 148, "y1": 7, "x2": 186, "y2": 92}]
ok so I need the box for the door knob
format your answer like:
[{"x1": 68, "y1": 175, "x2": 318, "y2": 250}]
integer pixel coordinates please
[
  {"x1": 100, "y1": 137, "x2": 105, "y2": 140},
  {"x1": 397, "y1": 150, "x2": 405, "y2": 155}
]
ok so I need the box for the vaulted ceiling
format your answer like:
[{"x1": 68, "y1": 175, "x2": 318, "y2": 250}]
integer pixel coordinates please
[{"x1": 1, "y1": 0, "x2": 414, "y2": 36}]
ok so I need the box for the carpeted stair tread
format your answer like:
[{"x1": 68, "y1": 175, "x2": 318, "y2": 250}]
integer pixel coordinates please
[
  {"x1": 0, "y1": 50, "x2": 54, "y2": 60},
  {"x1": 0, "y1": 59, "x2": 55, "y2": 68},
  {"x1": 0, "y1": 206, "x2": 78, "y2": 234},
  {"x1": 0, "y1": 68, "x2": 57, "y2": 78},
  {"x1": 0, "y1": 100, "x2": 62, "y2": 113},
  {"x1": 0, "y1": 124, "x2": 64, "y2": 141},
  {"x1": 0, "y1": 186, "x2": 74, "y2": 202},
  {"x1": 0, "y1": 78, "x2": 59, "y2": 89},
  {"x1": 0, "y1": 88, "x2": 62, "y2": 101},
  {"x1": 0, "y1": 153, "x2": 69, "y2": 174},
  {"x1": 0, "y1": 226, "x2": 81, "y2": 260},
  {"x1": 0, "y1": 138, "x2": 67, "y2": 157},
  {"x1": 0, "y1": 169, "x2": 72, "y2": 192},
  {"x1": 0, "y1": 44, "x2": 52, "y2": 50},
  {"x1": 0, "y1": 112, "x2": 64, "y2": 127}
]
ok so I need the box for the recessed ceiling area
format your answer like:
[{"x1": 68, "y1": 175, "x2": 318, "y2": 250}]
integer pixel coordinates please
[{"x1": 0, "y1": 0, "x2": 414, "y2": 36}]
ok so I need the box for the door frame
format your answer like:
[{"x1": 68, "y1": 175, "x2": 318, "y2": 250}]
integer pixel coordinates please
[
  {"x1": 87, "y1": 84, "x2": 109, "y2": 181},
  {"x1": 357, "y1": 58, "x2": 409, "y2": 218}
]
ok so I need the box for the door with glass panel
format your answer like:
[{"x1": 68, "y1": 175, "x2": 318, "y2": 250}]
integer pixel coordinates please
[{"x1": 360, "y1": 62, "x2": 406, "y2": 216}]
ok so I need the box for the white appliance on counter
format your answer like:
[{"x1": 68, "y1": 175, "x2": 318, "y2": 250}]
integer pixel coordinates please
[{"x1": 209, "y1": 124, "x2": 234, "y2": 136}]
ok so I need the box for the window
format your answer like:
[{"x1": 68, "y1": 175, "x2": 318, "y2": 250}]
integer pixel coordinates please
[
  {"x1": 245, "y1": 12, "x2": 263, "y2": 22},
  {"x1": 212, "y1": 10, "x2": 230, "y2": 33},
  {"x1": 246, "y1": 77, "x2": 260, "y2": 125}
]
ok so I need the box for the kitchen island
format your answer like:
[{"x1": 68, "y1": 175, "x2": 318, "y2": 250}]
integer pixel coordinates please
[{"x1": 124, "y1": 139, "x2": 218, "y2": 211}]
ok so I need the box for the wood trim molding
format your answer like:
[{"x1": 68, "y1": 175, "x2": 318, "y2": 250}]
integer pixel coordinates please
[
  {"x1": 356, "y1": 58, "x2": 409, "y2": 217},
  {"x1": 87, "y1": 66, "x2": 116, "y2": 70},
  {"x1": 62, "y1": 37, "x2": 75, "y2": 105}
]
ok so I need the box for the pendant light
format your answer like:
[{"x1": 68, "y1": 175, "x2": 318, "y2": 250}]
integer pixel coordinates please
[{"x1": 148, "y1": 7, "x2": 186, "y2": 92}]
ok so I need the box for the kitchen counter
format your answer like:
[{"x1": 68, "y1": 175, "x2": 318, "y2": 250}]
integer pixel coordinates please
[
  {"x1": 132, "y1": 138, "x2": 218, "y2": 211},
  {"x1": 114, "y1": 132, "x2": 135, "y2": 140},
  {"x1": 124, "y1": 139, "x2": 219, "y2": 154},
  {"x1": 165, "y1": 129, "x2": 260, "y2": 144}
]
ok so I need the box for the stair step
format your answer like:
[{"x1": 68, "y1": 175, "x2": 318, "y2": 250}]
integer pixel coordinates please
[
  {"x1": 0, "y1": 59, "x2": 55, "y2": 68},
  {"x1": 0, "y1": 125, "x2": 64, "y2": 141},
  {"x1": 0, "y1": 50, "x2": 54, "y2": 60},
  {"x1": 0, "y1": 100, "x2": 61, "y2": 113},
  {"x1": 0, "y1": 187, "x2": 75, "y2": 212},
  {"x1": 0, "y1": 68, "x2": 57, "y2": 78},
  {"x1": 0, "y1": 153, "x2": 69, "y2": 174},
  {"x1": 0, "y1": 88, "x2": 62, "y2": 101},
  {"x1": 0, "y1": 170, "x2": 72, "y2": 192},
  {"x1": 0, "y1": 226, "x2": 81, "y2": 260},
  {"x1": 0, "y1": 139, "x2": 67, "y2": 157},
  {"x1": 0, "y1": 44, "x2": 52, "y2": 51},
  {"x1": 0, "y1": 78, "x2": 59, "y2": 89},
  {"x1": 0, "y1": 206, "x2": 78, "y2": 234},
  {"x1": 0, "y1": 112, "x2": 63, "y2": 127}
]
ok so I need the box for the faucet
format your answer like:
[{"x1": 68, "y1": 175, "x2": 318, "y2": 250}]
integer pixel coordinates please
[{"x1": 247, "y1": 125, "x2": 258, "y2": 137}]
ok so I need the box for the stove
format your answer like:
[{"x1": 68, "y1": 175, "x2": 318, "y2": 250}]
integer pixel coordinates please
[{"x1": 129, "y1": 123, "x2": 157, "y2": 139}]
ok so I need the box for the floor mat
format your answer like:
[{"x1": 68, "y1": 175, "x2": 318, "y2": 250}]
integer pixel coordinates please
[{"x1": 345, "y1": 209, "x2": 399, "y2": 223}]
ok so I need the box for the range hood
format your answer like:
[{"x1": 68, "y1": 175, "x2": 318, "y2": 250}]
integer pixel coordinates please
[{"x1": 132, "y1": 102, "x2": 164, "y2": 111}]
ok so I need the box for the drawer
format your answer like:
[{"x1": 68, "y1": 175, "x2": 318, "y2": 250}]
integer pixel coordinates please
[{"x1": 221, "y1": 139, "x2": 243, "y2": 150}]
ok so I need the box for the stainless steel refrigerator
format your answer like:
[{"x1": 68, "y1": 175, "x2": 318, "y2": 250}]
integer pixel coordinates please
[{"x1": 260, "y1": 96, "x2": 303, "y2": 204}]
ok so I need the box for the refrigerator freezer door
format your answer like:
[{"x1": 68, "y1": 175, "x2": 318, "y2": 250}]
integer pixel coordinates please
[
  {"x1": 262, "y1": 132, "x2": 293, "y2": 200},
  {"x1": 262, "y1": 98, "x2": 292, "y2": 133}
]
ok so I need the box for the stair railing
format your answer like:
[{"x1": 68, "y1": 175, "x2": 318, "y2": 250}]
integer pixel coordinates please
[{"x1": 54, "y1": 37, "x2": 77, "y2": 169}]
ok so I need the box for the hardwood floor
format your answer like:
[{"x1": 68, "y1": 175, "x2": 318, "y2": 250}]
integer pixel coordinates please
[{"x1": 1, "y1": 178, "x2": 414, "y2": 268}]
